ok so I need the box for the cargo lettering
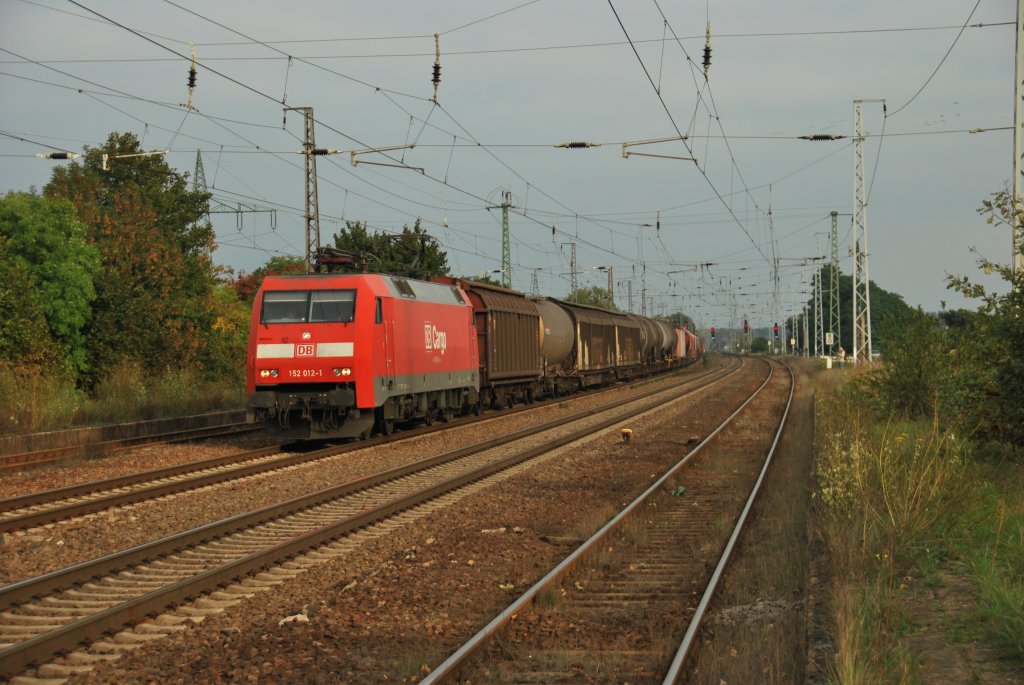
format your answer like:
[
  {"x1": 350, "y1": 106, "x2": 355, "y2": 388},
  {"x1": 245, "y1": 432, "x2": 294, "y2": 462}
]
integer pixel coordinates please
[{"x1": 424, "y1": 322, "x2": 447, "y2": 355}]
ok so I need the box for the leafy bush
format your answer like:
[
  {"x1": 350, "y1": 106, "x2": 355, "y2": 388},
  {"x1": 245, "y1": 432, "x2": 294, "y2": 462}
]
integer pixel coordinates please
[
  {"x1": 866, "y1": 308, "x2": 946, "y2": 418},
  {"x1": 945, "y1": 190, "x2": 1024, "y2": 451}
]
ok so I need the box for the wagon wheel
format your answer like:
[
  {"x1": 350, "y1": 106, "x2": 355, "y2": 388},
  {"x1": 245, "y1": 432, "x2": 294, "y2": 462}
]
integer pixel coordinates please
[
  {"x1": 440, "y1": 408, "x2": 453, "y2": 423},
  {"x1": 380, "y1": 419, "x2": 395, "y2": 436},
  {"x1": 359, "y1": 428, "x2": 371, "y2": 440},
  {"x1": 424, "y1": 409, "x2": 435, "y2": 426},
  {"x1": 473, "y1": 402, "x2": 482, "y2": 416}
]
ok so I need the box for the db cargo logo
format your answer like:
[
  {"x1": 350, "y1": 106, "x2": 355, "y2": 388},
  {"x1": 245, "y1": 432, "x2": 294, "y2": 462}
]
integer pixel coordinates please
[
  {"x1": 296, "y1": 343, "x2": 315, "y2": 357},
  {"x1": 424, "y1": 322, "x2": 447, "y2": 355}
]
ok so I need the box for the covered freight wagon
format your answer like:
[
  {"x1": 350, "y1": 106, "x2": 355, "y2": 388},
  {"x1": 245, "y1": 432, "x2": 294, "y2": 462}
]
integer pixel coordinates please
[{"x1": 431, "y1": 277, "x2": 542, "y2": 407}]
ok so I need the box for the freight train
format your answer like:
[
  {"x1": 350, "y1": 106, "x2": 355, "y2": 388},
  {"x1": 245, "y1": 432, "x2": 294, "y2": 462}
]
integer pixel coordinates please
[{"x1": 246, "y1": 273, "x2": 703, "y2": 440}]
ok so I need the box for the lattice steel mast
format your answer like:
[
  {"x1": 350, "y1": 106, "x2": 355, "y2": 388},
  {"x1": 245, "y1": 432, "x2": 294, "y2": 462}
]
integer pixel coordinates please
[
  {"x1": 489, "y1": 191, "x2": 514, "y2": 288},
  {"x1": 814, "y1": 234, "x2": 824, "y2": 356},
  {"x1": 852, "y1": 100, "x2": 883, "y2": 363},
  {"x1": 829, "y1": 211, "x2": 840, "y2": 355},
  {"x1": 286, "y1": 106, "x2": 321, "y2": 273}
]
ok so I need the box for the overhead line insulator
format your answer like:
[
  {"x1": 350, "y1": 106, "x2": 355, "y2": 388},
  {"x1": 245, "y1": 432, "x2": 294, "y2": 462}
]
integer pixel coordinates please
[
  {"x1": 555, "y1": 141, "x2": 600, "y2": 149},
  {"x1": 799, "y1": 134, "x2": 846, "y2": 141},
  {"x1": 431, "y1": 33, "x2": 442, "y2": 102},
  {"x1": 35, "y1": 152, "x2": 80, "y2": 160},
  {"x1": 702, "y1": 22, "x2": 712, "y2": 78},
  {"x1": 186, "y1": 42, "x2": 198, "y2": 110}
]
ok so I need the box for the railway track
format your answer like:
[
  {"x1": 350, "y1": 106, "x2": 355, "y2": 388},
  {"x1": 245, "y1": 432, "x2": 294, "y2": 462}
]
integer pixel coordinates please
[
  {"x1": 420, "y1": 356, "x2": 794, "y2": 684},
  {"x1": 0, "y1": 418, "x2": 257, "y2": 473},
  {"x1": 0, "y1": 359, "x2": 744, "y2": 681},
  {"x1": 0, "y1": 360, "x2": 732, "y2": 536}
]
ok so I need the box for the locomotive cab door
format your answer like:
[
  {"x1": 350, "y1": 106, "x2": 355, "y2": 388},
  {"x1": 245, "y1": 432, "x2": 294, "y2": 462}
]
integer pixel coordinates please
[
  {"x1": 376, "y1": 296, "x2": 398, "y2": 434},
  {"x1": 377, "y1": 297, "x2": 395, "y2": 391}
]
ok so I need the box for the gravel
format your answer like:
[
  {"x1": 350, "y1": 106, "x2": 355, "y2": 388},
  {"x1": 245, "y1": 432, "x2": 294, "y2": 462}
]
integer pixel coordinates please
[{"x1": 67, "y1": 359, "x2": 764, "y2": 684}]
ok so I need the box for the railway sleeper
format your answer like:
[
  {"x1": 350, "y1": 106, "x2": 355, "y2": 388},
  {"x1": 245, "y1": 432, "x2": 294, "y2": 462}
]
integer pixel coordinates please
[{"x1": 36, "y1": 663, "x2": 94, "y2": 679}]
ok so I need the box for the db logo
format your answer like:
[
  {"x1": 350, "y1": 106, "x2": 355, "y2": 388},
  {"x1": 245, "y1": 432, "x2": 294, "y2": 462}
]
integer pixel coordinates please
[
  {"x1": 424, "y1": 322, "x2": 447, "y2": 354},
  {"x1": 296, "y1": 344, "x2": 315, "y2": 357}
]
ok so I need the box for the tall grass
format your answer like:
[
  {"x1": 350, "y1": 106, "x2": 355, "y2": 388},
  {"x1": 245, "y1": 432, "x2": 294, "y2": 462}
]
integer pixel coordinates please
[
  {"x1": 816, "y1": 377, "x2": 969, "y2": 683},
  {"x1": 954, "y1": 464, "x2": 1024, "y2": 662},
  {"x1": 0, "y1": 362, "x2": 83, "y2": 433},
  {"x1": 0, "y1": 361, "x2": 244, "y2": 435}
]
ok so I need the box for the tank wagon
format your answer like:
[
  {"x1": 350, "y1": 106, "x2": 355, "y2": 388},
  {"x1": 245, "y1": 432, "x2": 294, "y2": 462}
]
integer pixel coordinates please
[{"x1": 247, "y1": 272, "x2": 703, "y2": 440}]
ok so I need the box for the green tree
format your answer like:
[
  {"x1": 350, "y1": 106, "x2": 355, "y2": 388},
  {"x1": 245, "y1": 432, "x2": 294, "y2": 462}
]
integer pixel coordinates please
[
  {"x1": 660, "y1": 311, "x2": 695, "y2": 329},
  {"x1": 568, "y1": 285, "x2": 617, "y2": 310},
  {"x1": 945, "y1": 189, "x2": 1024, "y2": 448},
  {"x1": 0, "y1": 192, "x2": 100, "y2": 376},
  {"x1": 204, "y1": 283, "x2": 251, "y2": 380},
  {"x1": 229, "y1": 255, "x2": 307, "y2": 303},
  {"x1": 461, "y1": 273, "x2": 502, "y2": 287},
  {"x1": 44, "y1": 132, "x2": 217, "y2": 386},
  {"x1": 750, "y1": 336, "x2": 769, "y2": 353},
  {"x1": 811, "y1": 267, "x2": 916, "y2": 354},
  {"x1": 331, "y1": 219, "x2": 449, "y2": 277},
  {"x1": 0, "y1": 238, "x2": 64, "y2": 370}
]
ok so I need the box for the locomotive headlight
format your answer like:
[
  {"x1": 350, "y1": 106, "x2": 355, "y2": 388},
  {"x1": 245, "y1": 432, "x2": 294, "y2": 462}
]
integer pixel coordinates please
[
  {"x1": 333, "y1": 368, "x2": 342, "y2": 377},
  {"x1": 270, "y1": 369, "x2": 279, "y2": 378},
  {"x1": 260, "y1": 369, "x2": 270, "y2": 379},
  {"x1": 341, "y1": 367, "x2": 352, "y2": 377}
]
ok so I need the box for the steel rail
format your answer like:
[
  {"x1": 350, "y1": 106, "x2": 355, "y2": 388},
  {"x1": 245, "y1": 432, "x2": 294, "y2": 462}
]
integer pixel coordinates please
[
  {"x1": 0, "y1": 444, "x2": 285, "y2": 516},
  {"x1": 0, "y1": 421, "x2": 257, "y2": 472},
  {"x1": 0, "y1": 360, "x2": 732, "y2": 533},
  {"x1": 662, "y1": 358, "x2": 795, "y2": 684},
  {"x1": 0, "y1": 361, "x2": 741, "y2": 679},
  {"x1": 420, "y1": 355, "x2": 777, "y2": 684}
]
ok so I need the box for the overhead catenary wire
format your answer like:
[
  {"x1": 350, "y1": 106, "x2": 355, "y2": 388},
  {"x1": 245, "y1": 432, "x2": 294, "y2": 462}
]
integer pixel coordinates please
[
  {"x1": 6, "y1": 21, "x2": 1009, "y2": 60},
  {"x1": 606, "y1": 0, "x2": 772, "y2": 268},
  {"x1": 3, "y1": 0, "x2": 1008, "y2": 320}
]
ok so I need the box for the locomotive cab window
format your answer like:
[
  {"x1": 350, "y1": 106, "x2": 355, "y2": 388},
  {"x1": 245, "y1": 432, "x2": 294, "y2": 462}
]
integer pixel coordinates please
[
  {"x1": 310, "y1": 290, "x2": 356, "y2": 323},
  {"x1": 261, "y1": 289, "x2": 356, "y2": 324},
  {"x1": 261, "y1": 291, "x2": 308, "y2": 323}
]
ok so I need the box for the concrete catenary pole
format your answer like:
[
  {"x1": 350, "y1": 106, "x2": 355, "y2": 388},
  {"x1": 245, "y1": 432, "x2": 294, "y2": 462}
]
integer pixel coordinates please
[{"x1": 1014, "y1": 0, "x2": 1024, "y2": 274}]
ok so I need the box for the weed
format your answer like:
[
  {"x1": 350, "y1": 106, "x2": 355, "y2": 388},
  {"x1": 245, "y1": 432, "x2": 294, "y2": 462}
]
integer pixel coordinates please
[
  {"x1": 973, "y1": 558, "x2": 1024, "y2": 658},
  {"x1": 535, "y1": 584, "x2": 563, "y2": 611},
  {"x1": 616, "y1": 513, "x2": 649, "y2": 549}
]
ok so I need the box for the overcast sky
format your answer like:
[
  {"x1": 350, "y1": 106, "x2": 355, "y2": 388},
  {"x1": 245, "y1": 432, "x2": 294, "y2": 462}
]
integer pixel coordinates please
[{"x1": 0, "y1": 0, "x2": 1016, "y2": 329}]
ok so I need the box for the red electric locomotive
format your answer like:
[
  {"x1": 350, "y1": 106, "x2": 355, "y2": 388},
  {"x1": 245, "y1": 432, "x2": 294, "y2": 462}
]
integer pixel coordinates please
[{"x1": 246, "y1": 273, "x2": 479, "y2": 440}]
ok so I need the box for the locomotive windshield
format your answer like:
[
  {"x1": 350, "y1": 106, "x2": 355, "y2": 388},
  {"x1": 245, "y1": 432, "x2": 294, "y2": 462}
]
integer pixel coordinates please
[{"x1": 261, "y1": 289, "x2": 356, "y2": 324}]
